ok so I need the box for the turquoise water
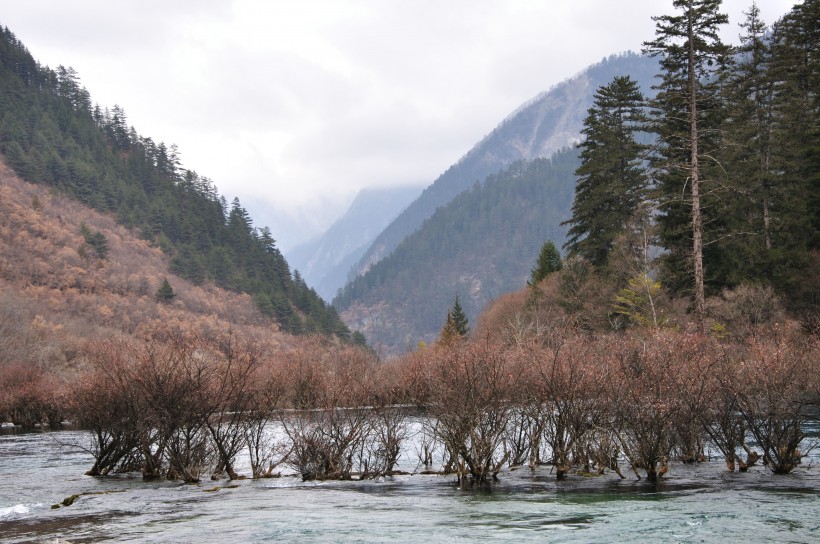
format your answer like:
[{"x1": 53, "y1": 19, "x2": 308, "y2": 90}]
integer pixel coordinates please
[{"x1": 1, "y1": 430, "x2": 819, "y2": 543}]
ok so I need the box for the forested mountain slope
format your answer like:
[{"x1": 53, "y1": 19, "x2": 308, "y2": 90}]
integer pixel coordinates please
[
  {"x1": 0, "y1": 25, "x2": 349, "y2": 338},
  {"x1": 347, "y1": 53, "x2": 658, "y2": 279},
  {"x1": 334, "y1": 150, "x2": 579, "y2": 353},
  {"x1": 0, "y1": 160, "x2": 291, "y2": 368}
]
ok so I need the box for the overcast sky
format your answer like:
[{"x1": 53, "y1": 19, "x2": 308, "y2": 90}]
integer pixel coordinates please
[{"x1": 1, "y1": 0, "x2": 797, "y2": 247}]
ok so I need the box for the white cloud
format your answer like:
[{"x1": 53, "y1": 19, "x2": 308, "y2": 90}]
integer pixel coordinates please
[{"x1": 1, "y1": 0, "x2": 798, "y2": 246}]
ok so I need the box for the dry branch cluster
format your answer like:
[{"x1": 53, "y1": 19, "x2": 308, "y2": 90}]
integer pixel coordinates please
[
  {"x1": 63, "y1": 328, "x2": 407, "y2": 483},
  {"x1": 2, "y1": 322, "x2": 818, "y2": 485},
  {"x1": 406, "y1": 330, "x2": 818, "y2": 483}
]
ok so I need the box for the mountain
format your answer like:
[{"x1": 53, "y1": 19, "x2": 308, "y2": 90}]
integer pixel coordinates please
[
  {"x1": 334, "y1": 150, "x2": 579, "y2": 354},
  {"x1": 347, "y1": 53, "x2": 659, "y2": 280},
  {"x1": 244, "y1": 193, "x2": 356, "y2": 254},
  {"x1": 333, "y1": 53, "x2": 659, "y2": 353},
  {"x1": 0, "y1": 25, "x2": 350, "y2": 339},
  {"x1": 0, "y1": 158, "x2": 293, "y2": 357},
  {"x1": 286, "y1": 185, "x2": 422, "y2": 301}
]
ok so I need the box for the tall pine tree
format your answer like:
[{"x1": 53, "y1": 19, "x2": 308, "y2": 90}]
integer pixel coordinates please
[
  {"x1": 439, "y1": 296, "x2": 470, "y2": 344},
  {"x1": 643, "y1": 0, "x2": 731, "y2": 330},
  {"x1": 563, "y1": 75, "x2": 649, "y2": 267},
  {"x1": 529, "y1": 240, "x2": 563, "y2": 285},
  {"x1": 451, "y1": 295, "x2": 470, "y2": 337},
  {"x1": 717, "y1": 2, "x2": 777, "y2": 286},
  {"x1": 766, "y1": 0, "x2": 820, "y2": 312}
]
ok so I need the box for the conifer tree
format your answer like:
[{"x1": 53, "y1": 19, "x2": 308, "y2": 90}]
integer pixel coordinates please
[
  {"x1": 351, "y1": 331, "x2": 368, "y2": 347},
  {"x1": 80, "y1": 223, "x2": 109, "y2": 260},
  {"x1": 643, "y1": 0, "x2": 731, "y2": 331},
  {"x1": 563, "y1": 76, "x2": 649, "y2": 267},
  {"x1": 438, "y1": 310, "x2": 460, "y2": 345},
  {"x1": 439, "y1": 296, "x2": 470, "y2": 343},
  {"x1": 766, "y1": 0, "x2": 820, "y2": 311},
  {"x1": 451, "y1": 295, "x2": 470, "y2": 337},
  {"x1": 771, "y1": 0, "x2": 820, "y2": 237},
  {"x1": 529, "y1": 240, "x2": 563, "y2": 286},
  {"x1": 155, "y1": 278, "x2": 176, "y2": 303},
  {"x1": 716, "y1": 2, "x2": 777, "y2": 285}
]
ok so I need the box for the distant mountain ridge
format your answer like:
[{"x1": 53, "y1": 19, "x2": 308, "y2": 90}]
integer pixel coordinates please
[
  {"x1": 347, "y1": 53, "x2": 659, "y2": 280},
  {"x1": 334, "y1": 150, "x2": 580, "y2": 353},
  {"x1": 332, "y1": 52, "x2": 659, "y2": 353},
  {"x1": 286, "y1": 185, "x2": 422, "y2": 301}
]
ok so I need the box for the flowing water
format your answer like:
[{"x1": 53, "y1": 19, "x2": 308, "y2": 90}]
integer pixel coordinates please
[{"x1": 1, "y1": 429, "x2": 819, "y2": 543}]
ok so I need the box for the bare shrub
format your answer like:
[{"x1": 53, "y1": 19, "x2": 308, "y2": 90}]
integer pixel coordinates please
[
  {"x1": 604, "y1": 333, "x2": 703, "y2": 482},
  {"x1": 71, "y1": 348, "x2": 142, "y2": 476},
  {"x1": 678, "y1": 341, "x2": 761, "y2": 472},
  {"x1": 706, "y1": 284, "x2": 783, "y2": 339},
  {"x1": 733, "y1": 334, "x2": 818, "y2": 474},
  {"x1": 522, "y1": 338, "x2": 606, "y2": 479},
  {"x1": 75, "y1": 325, "x2": 266, "y2": 482},
  {"x1": 502, "y1": 404, "x2": 542, "y2": 468},
  {"x1": 243, "y1": 360, "x2": 288, "y2": 479},
  {"x1": 284, "y1": 410, "x2": 362, "y2": 481},
  {"x1": 362, "y1": 364, "x2": 411, "y2": 477},
  {"x1": 279, "y1": 342, "x2": 386, "y2": 481},
  {"x1": 0, "y1": 363, "x2": 65, "y2": 428},
  {"x1": 423, "y1": 339, "x2": 513, "y2": 484},
  {"x1": 202, "y1": 331, "x2": 264, "y2": 481}
]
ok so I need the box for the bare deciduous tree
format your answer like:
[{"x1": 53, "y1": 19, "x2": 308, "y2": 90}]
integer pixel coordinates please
[{"x1": 425, "y1": 340, "x2": 512, "y2": 484}]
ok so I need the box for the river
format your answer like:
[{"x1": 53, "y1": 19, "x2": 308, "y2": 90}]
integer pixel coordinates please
[{"x1": 1, "y1": 428, "x2": 819, "y2": 543}]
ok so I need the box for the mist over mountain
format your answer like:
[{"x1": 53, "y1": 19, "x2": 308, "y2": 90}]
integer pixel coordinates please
[
  {"x1": 243, "y1": 195, "x2": 355, "y2": 254},
  {"x1": 332, "y1": 53, "x2": 658, "y2": 353},
  {"x1": 347, "y1": 53, "x2": 659, "y2": 280},
  {"x1": 334, "y1": 151, "x2": 579, "y2": 353},
  {"x1": 286, "y1": 185, "x2": 422, "y2": 301}
]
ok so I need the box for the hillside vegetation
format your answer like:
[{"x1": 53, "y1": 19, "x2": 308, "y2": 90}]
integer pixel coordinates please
[
  {"x1": 336, "y1": 1, "x2": 818, "y2": 351},
  {"x1": 335, "y1": 150, "x2": 579, "y2": 352},
  {"x1": 0, "y1": 25, "x2": 349, "y2": 338},
  {"x1": 0, "y1": 161, "x2": 289, "y2": 363},
  {"x1": 347, "y1": 53, "x2": 657, "y2": 280}
]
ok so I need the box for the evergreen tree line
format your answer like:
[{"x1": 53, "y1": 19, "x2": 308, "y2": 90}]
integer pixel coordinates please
[
  {"x1": 562, "y1": 0, "x2": 819, "y2": 326},
  {"x1": 0, "y1": 25, "x2": 350, "y2": 337}
]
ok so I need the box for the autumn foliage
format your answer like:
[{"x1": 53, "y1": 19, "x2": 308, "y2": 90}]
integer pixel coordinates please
[
  {"x1": 0, "y1": 161, "x2": 286, "y2": 432},
  {"x1": 1, "y1": 160, "x2": 818, "y2": 485},
  {"x1": 3, "y1": 313, "x2": 818, "y2": 484},
  {"x1": 403, "y1": 324, "x2": 815, "y2": 483}
]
